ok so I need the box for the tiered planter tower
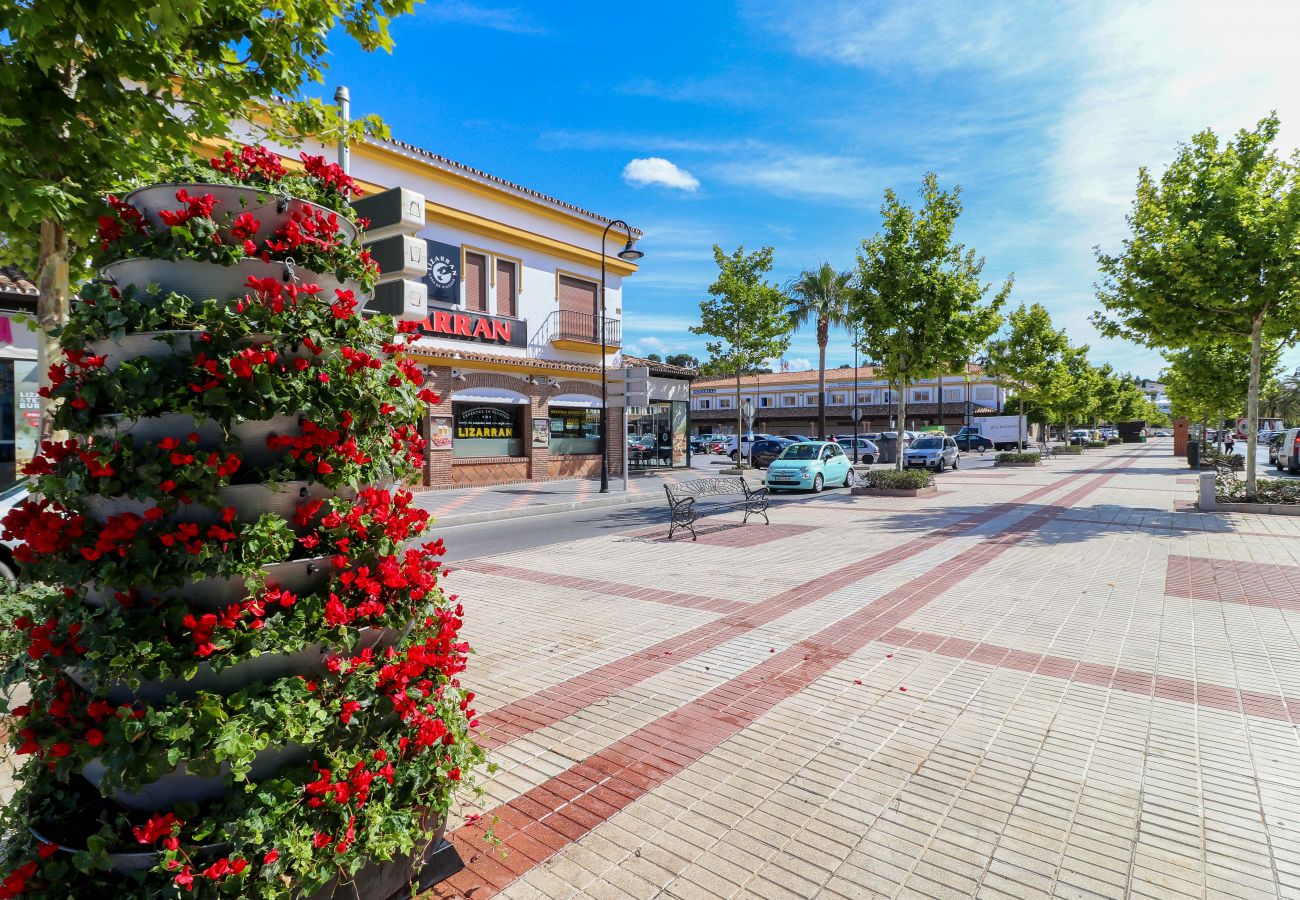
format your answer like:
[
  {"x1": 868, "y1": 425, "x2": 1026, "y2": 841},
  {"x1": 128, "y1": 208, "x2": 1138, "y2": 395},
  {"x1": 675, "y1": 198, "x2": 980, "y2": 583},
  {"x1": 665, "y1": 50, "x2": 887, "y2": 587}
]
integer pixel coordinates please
[{"x1": 0, "y1": 146, "x2": 481, "y2": 898}]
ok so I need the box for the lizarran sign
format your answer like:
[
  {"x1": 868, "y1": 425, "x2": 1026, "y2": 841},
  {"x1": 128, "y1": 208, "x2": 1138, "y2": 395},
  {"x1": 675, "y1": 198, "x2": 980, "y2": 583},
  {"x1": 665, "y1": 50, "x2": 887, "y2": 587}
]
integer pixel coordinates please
[{"x1": 423, "y1": 304, "x2": 527, "y2": 348}]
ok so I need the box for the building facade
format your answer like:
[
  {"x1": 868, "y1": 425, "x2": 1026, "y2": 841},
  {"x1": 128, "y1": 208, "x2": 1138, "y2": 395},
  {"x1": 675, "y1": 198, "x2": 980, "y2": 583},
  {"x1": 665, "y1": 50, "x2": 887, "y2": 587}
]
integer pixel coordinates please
[
  {"x1": 0, "y1": 268, "x2": 39, "y2": 486},
  {"x1": 690, "y1": 365, "x2": 1005, "y2": 436},
  {"x1": 620, "y1": 355, "x2": 696, "y2": 471},
  {"x1": 242, "y1": 131, "x2": 641, "y2": 489}
]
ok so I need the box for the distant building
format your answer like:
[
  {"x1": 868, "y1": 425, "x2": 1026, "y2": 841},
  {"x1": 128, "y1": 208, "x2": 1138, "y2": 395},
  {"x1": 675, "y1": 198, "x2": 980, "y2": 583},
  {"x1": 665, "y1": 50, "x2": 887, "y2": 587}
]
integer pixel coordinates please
[
  {"x1": 1137, "y1": 378, "x2": 1172, "y2": 416},
  {"x1": 0, "y1": 268, "x2": 39, "y2": 486},
  {"x1": 689, "y1": 365, "x2": 1004, "y2": 436}
]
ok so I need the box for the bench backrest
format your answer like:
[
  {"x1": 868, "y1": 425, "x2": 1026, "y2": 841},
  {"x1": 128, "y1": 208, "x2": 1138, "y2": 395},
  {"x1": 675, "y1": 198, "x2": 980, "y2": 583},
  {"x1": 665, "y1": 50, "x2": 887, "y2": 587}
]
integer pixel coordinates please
[{"x1": 665, "y1": 476, "x2": 749, "y2": 503}]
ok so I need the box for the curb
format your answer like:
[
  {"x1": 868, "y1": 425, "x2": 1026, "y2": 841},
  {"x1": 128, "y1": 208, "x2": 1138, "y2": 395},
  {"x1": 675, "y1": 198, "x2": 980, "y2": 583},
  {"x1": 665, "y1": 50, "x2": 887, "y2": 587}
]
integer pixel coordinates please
[{"x1": 433, "y1": 491, "x2": 661, "y2": 528}]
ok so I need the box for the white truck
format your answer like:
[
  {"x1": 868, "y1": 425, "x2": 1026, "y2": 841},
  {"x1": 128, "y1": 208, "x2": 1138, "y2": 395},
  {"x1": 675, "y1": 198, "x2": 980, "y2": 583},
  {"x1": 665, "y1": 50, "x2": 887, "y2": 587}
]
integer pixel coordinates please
[{"x1": 967, "y1": 415, "x2": 1028, "y2": 450}]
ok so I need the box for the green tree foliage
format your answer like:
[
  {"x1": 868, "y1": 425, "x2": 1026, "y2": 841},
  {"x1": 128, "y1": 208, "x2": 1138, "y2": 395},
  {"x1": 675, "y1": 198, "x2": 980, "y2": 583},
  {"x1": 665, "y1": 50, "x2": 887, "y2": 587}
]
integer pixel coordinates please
[
  {"x1": 1161, "y1": 343, "x2": 1277, "y2": 446},
  {"x1": 786, "y1": 262, "x2": 853, "y2": 439},
  {"x1": 983, "y1": 302, "x2": 1068, "y2": 447},
  {"x1": 1047, "y1": 345, "x2": 1100, "y2": 433},
  {"x1": 1095, "y1": 114, "x2": 1300, "y2": 494},
  {"x1": 0, "y1": 0, "x2": 415, "y2": 429},
  {"x1": 664, "y1": 353, "x2": 700, "y2": 369},
  {"x1": 852, "y1": 173, "x2": 1009, "y2": 467},
  {"x1": 691, "y1": 245, "x2": 792, "y2": 468}
]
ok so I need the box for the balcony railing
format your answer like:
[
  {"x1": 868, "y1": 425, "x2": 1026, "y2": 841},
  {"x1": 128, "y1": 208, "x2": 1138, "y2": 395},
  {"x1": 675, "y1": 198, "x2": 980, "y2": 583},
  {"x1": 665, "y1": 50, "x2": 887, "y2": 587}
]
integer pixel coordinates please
[{"x1": 542, "y1": 309, "x2": 621, "y2": 348}]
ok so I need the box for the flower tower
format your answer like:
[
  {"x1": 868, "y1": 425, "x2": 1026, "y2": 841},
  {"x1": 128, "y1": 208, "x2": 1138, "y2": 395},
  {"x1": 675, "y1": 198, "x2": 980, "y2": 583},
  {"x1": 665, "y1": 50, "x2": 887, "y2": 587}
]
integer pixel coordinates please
[{"x1": 0, "y1": 146, "x2": 482, "y2": 898}]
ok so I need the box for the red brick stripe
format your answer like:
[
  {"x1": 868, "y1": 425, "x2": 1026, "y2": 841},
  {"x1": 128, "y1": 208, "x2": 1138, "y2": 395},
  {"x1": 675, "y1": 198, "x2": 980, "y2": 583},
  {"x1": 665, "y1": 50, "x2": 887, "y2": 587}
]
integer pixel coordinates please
[
  {"x1": 435, "y1": 454, "x2": 1140, "y2": 897},
  {"x1": 467, "y1": 452, "x2": 1130, "y2": 751},
  {"x1": 879, "y1": 626, "x2": 1300, "y2": 724},
  {"x1": 454, "y1": 560, "x2": 752, "y2": 616},
  {"x1": 1165, "y1": 554, "x2": 1300, "y2": 611}
]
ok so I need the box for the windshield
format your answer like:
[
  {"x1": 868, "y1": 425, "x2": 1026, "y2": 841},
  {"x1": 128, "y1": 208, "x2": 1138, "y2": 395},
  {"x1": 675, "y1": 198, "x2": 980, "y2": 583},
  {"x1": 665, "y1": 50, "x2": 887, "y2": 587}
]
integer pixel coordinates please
[
  {"x1": 779, "y1": 444, "x2": 822, "y2": 460},
  {"x1": 911, "y1": 437, "x2": 943, "y2": 450}
]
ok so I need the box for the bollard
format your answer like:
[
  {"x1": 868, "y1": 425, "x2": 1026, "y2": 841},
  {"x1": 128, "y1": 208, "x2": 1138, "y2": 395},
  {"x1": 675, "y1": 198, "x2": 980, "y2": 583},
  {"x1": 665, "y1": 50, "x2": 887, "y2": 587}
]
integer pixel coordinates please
[
  {"x1": 1199, "y1": 471, "x2": 1216, "y2": 511},
  {"x1": 1187, "y1": 439, "x2": 1200, "y2": 470}
]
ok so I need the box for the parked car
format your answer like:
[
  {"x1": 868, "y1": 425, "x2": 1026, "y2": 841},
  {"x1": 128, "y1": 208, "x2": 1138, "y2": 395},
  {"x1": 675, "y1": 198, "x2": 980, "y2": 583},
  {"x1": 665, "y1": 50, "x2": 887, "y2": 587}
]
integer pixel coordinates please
[
  {"x1": 953, "y1": 427, "x2": 994, "y2": 452},
  {"x1": 833, "y1": 435, "x2": 880, "y2": 464},
  {"x1": 1276, "y1": 428, "x2": 1300, "y2": 472},
  {"x1": 1153, "y1": 429, "x2": 1172, "y2": 437},
  {"x1": 628, "y1": 433, "x2": 656, "y2": 452},
  {"x1": 1069, "y1": 428, "x2": 1093, "y2": 445},
  {"x1": 690, "y1": 434, "x2": 720, "y2": 454},
  {"x1": 903, "y1": 435, "x2": 960, "y2": 472},
  {"x1": 749, "y1": 437, "x2": 796, "y2": 468},
  {"x1": 764, "y1": 441, "x2": 853, "y2": 493},
  {"x1": 0, "y1": 480, "x2": 30, "y2": 580},
  {"x1": 1268, "y1": 431, "x2": 1285, "y2": 466},
  {"x1": 720, "y1": 433, "x2": 774, "y2": 461},
  {"x1": 780, "y1": 434, "x2": 814, "y2": 443}
]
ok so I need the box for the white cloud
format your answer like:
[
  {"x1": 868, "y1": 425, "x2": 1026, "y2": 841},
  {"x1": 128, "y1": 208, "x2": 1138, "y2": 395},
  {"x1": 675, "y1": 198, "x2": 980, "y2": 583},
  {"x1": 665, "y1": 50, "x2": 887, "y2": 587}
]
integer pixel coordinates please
[
  {"x1": 423, "y1": 1, "x2": 546, "y2": 34},
  {"x1": 622, "y1": 157, "x2": 701, "y2": 191},
  {"x1": 766, "y1": 357, "x2": 814, "y2": 372},
  {"x1": 710, "y1": 152, "x2": 900, "y2": 205}
]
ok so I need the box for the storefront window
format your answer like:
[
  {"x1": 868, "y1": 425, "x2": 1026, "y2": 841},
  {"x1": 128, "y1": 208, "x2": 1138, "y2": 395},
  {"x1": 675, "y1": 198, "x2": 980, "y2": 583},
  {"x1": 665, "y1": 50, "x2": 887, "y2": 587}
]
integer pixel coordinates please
[
  {"x1": 627, "y1": 400, "x2": 689, "y2": 469},
  {"x1": 549, "y1": 406, "x2": 600, "y2": 455},
  {"x1": 452, "y1": 402, "x2": 524, "y2": 458}
]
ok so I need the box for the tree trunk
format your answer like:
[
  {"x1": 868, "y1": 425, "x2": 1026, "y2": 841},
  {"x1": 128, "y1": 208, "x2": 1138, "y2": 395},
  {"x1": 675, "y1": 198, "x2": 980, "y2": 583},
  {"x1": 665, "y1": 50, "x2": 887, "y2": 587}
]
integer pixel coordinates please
[
  {"x1": 937, "y1": 372, "x2": 943, "y2": 434},
  {"x1": 1245, "y1": 314, "x2": 1263, "y2": 496},
  {"x1": 895, "y1": 370, "x2": 908, "y2": 471},
  {"x1": 735, "y1": 366, "x2": 744, "y2": 473},
  {"x1": 816, "y1": 317, "x2": 828, "y2": 440},
  {"x1": 1018, "y1": 396, "x2": 1025, "y2": 448},
  {"x1": 36, "y1": 218, "x2": 71, "y2": 443}
]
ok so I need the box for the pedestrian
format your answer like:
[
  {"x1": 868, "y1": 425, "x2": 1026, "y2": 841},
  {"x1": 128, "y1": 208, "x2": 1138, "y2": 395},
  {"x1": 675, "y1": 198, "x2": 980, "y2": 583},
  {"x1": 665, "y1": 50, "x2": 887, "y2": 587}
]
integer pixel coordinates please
[{"x1": 1225, "y1": 434, "x2": 1235, "y2": 454}]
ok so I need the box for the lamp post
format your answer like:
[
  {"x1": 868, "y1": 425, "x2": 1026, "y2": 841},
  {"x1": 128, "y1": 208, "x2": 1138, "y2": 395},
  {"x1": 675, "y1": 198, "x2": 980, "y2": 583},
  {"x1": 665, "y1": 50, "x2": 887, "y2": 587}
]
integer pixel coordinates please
[
  {"x1": 599, "y1": 219, "x2": 643, "y2": 493},
  {"x1": 852, "y1": 326, "x2": 860, "y2": 464}
]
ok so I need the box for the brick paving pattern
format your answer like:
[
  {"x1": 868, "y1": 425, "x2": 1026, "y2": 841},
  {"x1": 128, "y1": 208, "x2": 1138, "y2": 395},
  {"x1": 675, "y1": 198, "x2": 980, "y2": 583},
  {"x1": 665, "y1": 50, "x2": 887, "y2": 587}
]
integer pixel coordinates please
[{"x1": 421, "y1": 441, "x2": 1300, "y2": 899}]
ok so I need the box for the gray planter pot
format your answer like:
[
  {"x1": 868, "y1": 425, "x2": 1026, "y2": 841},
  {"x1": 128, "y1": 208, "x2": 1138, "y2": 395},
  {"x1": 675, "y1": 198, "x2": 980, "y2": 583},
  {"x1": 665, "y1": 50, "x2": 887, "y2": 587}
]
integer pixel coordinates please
[
  {"x1": 66, "y1": 644, "x2": 331, "y2": 705},
  {"x1": 85, "y1": 555, "x2": 335, "y2": 611},
  {"x1": 86, "y1": 330, "x2": 202, "y2": 372},
  {"x1": 81, "y1": 482, "x2": 352, "y2": 531},
  {"x1": 94, "y1": 412, "x2": 304, "y2": 468},
  {"x1": 123, "y1": 183, "x2": 358, "y2": 246},
  {"x1": 101, "y1": 257, "x2": 363, "y2": 304},
  {"x1": 81, "y1": 742, "x2": 307, "y2": 812},
  {"x1": 30, "y1": 826, "x2": 230, "y2": 874},
  {"x1": 850, "y1": 485, "x2": 939, "y2": 497},
  {"x1": 304, "y1": 819, "x2": 449, "y2": 900}
]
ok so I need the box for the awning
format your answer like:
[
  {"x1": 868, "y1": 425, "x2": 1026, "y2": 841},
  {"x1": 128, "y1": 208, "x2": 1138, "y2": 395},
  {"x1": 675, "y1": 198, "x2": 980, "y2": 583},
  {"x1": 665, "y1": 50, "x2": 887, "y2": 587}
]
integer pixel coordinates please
[
  {"x1": 0, "y1": 344, "x2": 37, "y2": 361},
  {"x1": 549, "y1": 393, "x2": 602, "y2": 409},
  {"x1": 449, "y1": 387, "x2": 530, "y2": 405}
]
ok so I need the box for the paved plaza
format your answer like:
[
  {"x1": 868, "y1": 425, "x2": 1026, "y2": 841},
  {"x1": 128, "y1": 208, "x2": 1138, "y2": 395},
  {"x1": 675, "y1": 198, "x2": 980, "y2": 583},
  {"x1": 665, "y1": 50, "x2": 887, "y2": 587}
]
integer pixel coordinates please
[{"x1": 431, "y1": 442, "x2": 1300, "y2": 899}]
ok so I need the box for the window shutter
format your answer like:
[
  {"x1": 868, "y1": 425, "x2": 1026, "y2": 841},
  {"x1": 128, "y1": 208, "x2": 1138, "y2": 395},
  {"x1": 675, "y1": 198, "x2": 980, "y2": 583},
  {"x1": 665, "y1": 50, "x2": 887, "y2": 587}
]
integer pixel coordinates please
[
  {"x1": 464, "y1": 252, "x2": 487, "y2": 312},
  {"x1": 557, "y1": 274, "x2": 597, "y2": 316},
  {"x1": 495, "y1": 259, "x2": 517, "y2": 317}
]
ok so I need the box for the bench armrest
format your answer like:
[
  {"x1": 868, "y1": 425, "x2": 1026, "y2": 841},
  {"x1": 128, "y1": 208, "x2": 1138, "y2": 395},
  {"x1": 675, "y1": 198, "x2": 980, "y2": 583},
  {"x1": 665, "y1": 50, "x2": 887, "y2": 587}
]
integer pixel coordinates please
[{"x1": 745, "y1": 486, "x2": 770, "y2": 501}]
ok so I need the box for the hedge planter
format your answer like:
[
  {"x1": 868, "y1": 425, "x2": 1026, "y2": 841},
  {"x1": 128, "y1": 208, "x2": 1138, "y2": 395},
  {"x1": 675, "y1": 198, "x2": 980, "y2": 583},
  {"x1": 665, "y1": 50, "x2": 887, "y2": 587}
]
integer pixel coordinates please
[
  {"x1": 82, "y1": 482, "x2": 353, "y2": 531},
  {"x1": 84, "y1": 555, "x2": 336, "y2": 611},
  {"x1": 123, "y1": 183, "x2": 359, "y2": 247},
  {"x1": 851, "y1": 485, "x2": 939, "y2": 498},
  {"x1": 86, "y1": 330, "x2": 203, "y2": 372},
  {"x1": 81, "y1": 742, "x2": 308, "y2": 812},
  {"x1": 102, "y1": 257, "x2": 362, "y2": 305},
  {"x1": 995, "y1": 461, "x2": 1042, "y2": 467},
  {"x1": 95, "y1": 412, "x2": 304, "y2": 468}
]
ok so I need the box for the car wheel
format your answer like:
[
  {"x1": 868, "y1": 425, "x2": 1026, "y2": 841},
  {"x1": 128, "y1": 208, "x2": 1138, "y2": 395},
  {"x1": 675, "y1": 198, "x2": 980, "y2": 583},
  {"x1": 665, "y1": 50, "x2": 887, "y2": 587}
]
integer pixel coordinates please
[
  {"x1": 1277, "y1": 460, "x2": 1284, "y2": 471},
  {"x1": 729, "y1": 451, "x2": 738, "y2": 462},
  {"x1": 812, "y1": 474, "x2": 824, "y2": 493},
  {"x1": 937, "y1": 458, "x2": 945, "y2": 473},
  {"x1": 953, "y1": 456, "x2": 960, "y2": 469},
  {"x1": 843, "y1": 469, "x2": 853, "y2": 487},
  {"x1": 865, "y1": 455, "x2": 876, "y2": 465}
]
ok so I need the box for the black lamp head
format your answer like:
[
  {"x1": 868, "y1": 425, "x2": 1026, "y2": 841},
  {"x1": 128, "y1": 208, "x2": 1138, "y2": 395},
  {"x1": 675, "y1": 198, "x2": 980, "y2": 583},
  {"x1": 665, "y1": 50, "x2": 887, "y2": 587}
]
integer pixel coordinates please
[{"x1": 618, "y1": 239, "x2": 644, "y2": 262}]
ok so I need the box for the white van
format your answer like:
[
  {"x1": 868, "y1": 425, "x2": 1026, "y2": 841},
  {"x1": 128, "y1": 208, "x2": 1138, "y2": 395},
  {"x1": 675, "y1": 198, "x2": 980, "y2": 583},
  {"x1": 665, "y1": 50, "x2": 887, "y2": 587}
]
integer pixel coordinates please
[{"x1": 1276, "y1": 428, "x2": 1300, "y2": 473}]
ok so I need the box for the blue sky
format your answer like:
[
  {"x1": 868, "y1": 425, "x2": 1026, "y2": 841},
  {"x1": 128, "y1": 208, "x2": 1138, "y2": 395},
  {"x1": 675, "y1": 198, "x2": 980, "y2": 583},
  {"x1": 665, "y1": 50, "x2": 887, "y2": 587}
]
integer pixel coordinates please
[{"x1": 311, "y1": 0, "x2": 1300, "y2": 377}]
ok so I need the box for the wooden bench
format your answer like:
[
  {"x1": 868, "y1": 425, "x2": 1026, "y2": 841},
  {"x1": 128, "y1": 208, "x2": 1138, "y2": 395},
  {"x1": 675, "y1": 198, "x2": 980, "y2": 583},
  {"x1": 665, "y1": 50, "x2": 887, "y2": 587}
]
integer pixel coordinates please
[{"x1": 664, "y1": 476, "x2": 770, "y2": 541}]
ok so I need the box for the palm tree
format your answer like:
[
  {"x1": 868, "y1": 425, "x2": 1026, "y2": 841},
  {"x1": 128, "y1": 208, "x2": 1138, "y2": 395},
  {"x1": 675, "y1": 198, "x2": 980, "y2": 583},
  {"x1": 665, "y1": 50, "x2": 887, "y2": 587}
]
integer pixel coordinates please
[{"x1": 787, "y1": 263, "x2": 853, "y2": 439}]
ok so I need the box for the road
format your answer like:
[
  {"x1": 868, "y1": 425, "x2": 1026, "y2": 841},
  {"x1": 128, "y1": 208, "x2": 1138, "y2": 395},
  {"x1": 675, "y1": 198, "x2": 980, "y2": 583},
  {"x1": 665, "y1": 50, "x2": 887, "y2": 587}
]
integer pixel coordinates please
[{"x1": 437, "y1": 449, "x2": 1003, "y2": 562}]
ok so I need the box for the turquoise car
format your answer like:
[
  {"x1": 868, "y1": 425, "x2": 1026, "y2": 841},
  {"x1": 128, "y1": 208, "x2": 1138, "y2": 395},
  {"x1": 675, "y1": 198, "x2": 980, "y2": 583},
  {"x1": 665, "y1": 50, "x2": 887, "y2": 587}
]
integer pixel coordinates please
[{"x1": 764, "y1": 441, "x2": 853, "y2": 492}]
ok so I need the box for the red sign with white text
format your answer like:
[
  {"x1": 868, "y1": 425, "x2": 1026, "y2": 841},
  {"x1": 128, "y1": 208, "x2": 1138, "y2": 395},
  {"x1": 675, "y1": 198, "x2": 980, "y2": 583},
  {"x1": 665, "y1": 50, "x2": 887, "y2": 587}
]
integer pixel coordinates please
[{"x1": 421, "y1": 306, "x2": 526, "y2": 348}]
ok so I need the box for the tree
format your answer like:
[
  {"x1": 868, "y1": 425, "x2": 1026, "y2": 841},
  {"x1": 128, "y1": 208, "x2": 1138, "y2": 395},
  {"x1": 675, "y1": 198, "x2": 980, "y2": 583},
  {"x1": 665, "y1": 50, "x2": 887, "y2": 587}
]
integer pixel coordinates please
[
  {"x1": 852, "y1": 173, "x2": 1010, "y2": 467},
  {"x1": 787, "y1": 263, "x2": 853, "y2": 439},
  {"x1": 1093, "y1": 365, "x2": 1148, "y2": 425},
  {"x1": 665, "y1": 353, "x2": 700, "y2": 369},
  {"x1": 1095, "y1": 113, "x2": 1300, "y2": 495},
  {"x1": 1161, "y1": 343, "x2": 1276, "y2": 447},
  {"x1": 983, "y1": 302, "x2": 1068, "y2": 447},
  {"x1": 1048, "y1": 345, "x2": 1101, "y2": 434},
  {"x1": 0, "y1": 0, "x2": 412, "y2": 432},
  {"x1": 691, "y1": 245, "x2": 792, "y2": 470},
  {"x1": 645, "y1": 353, "x2": 663, "y2": 362}
]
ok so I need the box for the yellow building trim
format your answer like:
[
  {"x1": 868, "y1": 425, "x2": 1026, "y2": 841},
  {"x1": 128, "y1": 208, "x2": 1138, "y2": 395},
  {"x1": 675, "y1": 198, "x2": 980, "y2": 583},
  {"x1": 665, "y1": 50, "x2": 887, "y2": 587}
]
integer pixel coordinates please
[
  {"x1": 353, "y1": 141, "x2": 636, "y2": 246},
  {"x1": 194, "y1": 137, "x2": 638, "y2": 277},
  {"x1": 550, "y1": 338, "x2": 617, "y2": 353},
  {"x1": 409, "y1": 354, "x2": 602, "y2": 380}
]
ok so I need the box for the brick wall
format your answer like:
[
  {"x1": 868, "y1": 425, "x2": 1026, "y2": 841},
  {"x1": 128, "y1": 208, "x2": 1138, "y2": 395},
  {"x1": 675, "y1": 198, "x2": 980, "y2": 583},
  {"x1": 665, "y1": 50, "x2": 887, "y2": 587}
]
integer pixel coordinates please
[{"x1": 418, "y1": 366, "x2": 624, "y2": 487}]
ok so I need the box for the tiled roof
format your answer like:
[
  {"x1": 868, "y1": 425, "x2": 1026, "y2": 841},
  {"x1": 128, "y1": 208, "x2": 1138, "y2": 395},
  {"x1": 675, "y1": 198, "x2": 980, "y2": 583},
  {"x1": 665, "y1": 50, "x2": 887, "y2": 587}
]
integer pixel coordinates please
[
  {"x1": 0, "y1": 267, "x2": 39, "y2": 298},
  {"x1": 370, "y1": 136, "x2": 643, "y2": 239},
  {"x1": 691, "y1": 363, "x2": 985, "y2": 390},
  {"x1": 692, "y1": 402, "x2": 998, "y2": 422},
  {"x1": 622, "y1": 354, "x2": 698, "y2": 380},
  {"x1": 405, "y1": 343, "x2": 601, "y2": 375}
]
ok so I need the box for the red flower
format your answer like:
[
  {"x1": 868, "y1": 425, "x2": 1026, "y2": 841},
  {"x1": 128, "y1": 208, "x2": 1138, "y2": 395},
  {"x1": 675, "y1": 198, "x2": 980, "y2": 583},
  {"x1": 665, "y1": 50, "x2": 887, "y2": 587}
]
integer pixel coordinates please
[
  {"x1": 85, "y1": 728, "x2": 104, "y2": 747},
  {"x1": 133, "y1": 812, "x2": 180, "y2": 845},
  {"x1": 339, "y1": 700, "x2": 362, "y2": 724},
  {"x1": 263, "y1": 849, "x2": 279, "y2": 865}
]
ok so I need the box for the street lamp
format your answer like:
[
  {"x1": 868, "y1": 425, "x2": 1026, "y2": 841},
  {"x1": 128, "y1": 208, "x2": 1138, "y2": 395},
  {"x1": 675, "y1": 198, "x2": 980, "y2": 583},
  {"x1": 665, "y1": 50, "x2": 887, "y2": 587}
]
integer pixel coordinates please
[
  {"x1": 599, "y1": 219, "x2": 643, "y2": 494},
  {"x1": 852, "y1": 325, "x2": 860, "y2": 464},
  {"x1": 739, "y1": 399, "x2": 754, "y2": 471}
]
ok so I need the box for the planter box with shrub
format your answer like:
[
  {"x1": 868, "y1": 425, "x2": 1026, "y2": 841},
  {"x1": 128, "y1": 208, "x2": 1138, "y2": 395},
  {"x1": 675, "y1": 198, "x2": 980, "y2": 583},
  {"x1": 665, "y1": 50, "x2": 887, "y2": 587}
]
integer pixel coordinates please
[
  {"x1": 852, "y1": 468, "x2": 938, "y2": 497},
  {"x1": 995, "y1": 452, "x2": 1042, "y2": 467}
]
